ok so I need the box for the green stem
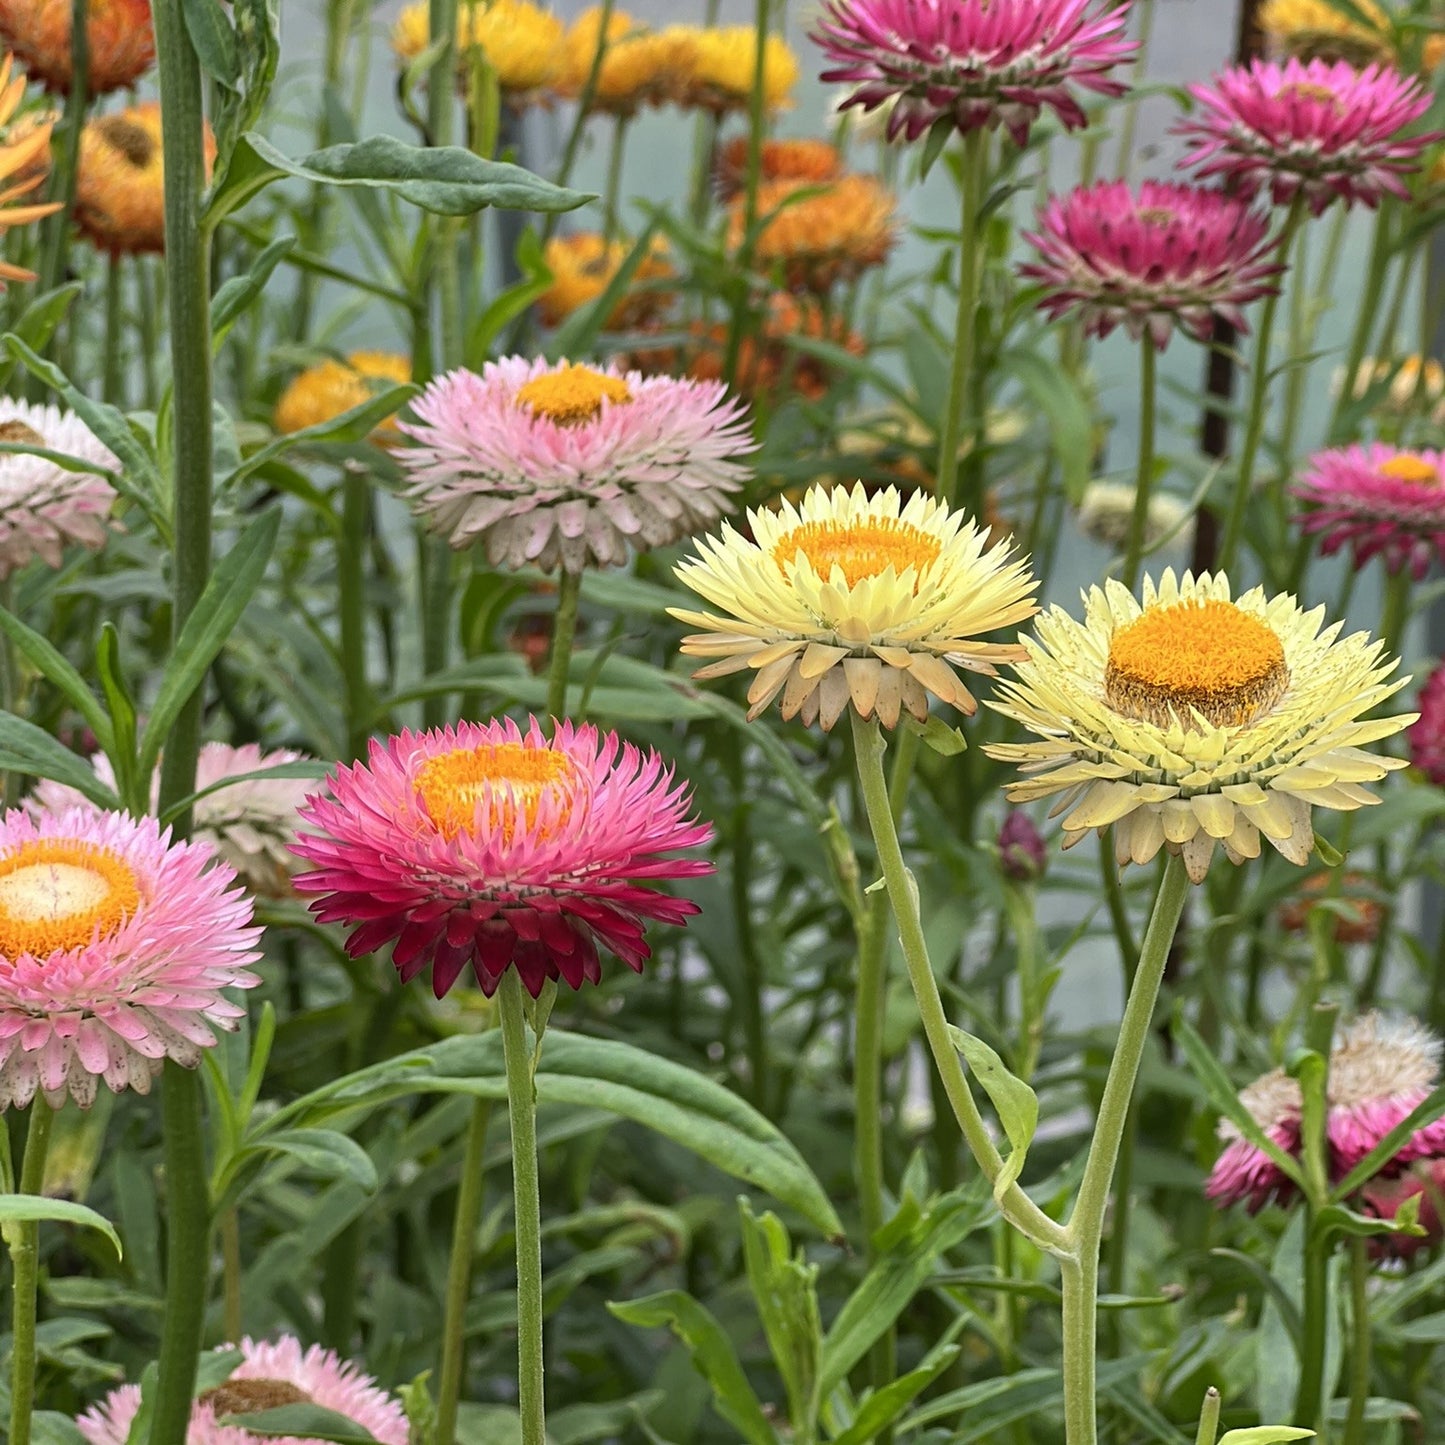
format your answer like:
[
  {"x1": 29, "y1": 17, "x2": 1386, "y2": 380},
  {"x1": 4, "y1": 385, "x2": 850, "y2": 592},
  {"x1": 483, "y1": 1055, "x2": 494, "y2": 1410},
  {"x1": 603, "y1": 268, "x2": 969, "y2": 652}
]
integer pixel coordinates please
[
  {"x1": 220, "y1": 1207, "x2": 242, "y2": 1343},
  {"x1": 1216, "y1": 202, "x2": 1306, "y2": 576},
  {"x1": 1379, "y1": 570, "x2": 1410, "y2": 666},
  {"x1": 549, "y1": 0, "x2": 615, "y2": 204},
  {"x1": 1194, "y1": 1388, "x2": 1221, "y2": 1445},
  {"x1": 1330, "y1": 205, "x2": 1393, "y2": 442},
  {"x1": 498, "y1": 971, "x2": 545, "y2": 1445},
  {"x1": 1121, "y1": 342, "x2": 1157, "y2": 591},
  {"x1": 937, "y1": 129, "x2": 986, "y2": 505},
  {"x1": 849, "y1": 711, "x2": 1069, "y2": 1255},
  {"x1": 602, "y1": 118, "x2": 628, "y2": 244},
  {"x1": 1296, "y1": 1215, "x2": 1331, "y2": 1433},
  {"x1": 36, "y1": 0, "x2": 86, "y2": 302},
  {"x1": 1114, "y1": 0, "x2": 1155, "y2": 182},
  {"x1": 1061, "y1": 853, "x2": 1191, "y2": 1445},
  {"x1": 7, "y1": 1104, "x2": 55, "y2": 1445},
  {"x1": 1343, "y1": 1239, "x2": 1371, "y2": 1445},
  {"x1": 436, "y1": 1100, "x2": 492, "y2": 1445},
  {"x1": 544, "y1": 570, "x2": 582, "y2": 723},
  {"x1": 103, "y1": 253, "x2": 124, "y2": 405},
  {"x1": 339, "y1": 464, "x2": 371, "y2": 761}
]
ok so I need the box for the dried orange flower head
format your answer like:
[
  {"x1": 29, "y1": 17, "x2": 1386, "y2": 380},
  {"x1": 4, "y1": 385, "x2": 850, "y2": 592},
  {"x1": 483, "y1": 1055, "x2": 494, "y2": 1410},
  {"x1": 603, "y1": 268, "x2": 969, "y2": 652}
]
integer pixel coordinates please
[
  {"x1": 0, "y1": 0, "x2": 154, "y2": 94},
  {"x1": 274, "y1": 352, "x2": 413, "y2": 442},
  {"x1": 0, "y1": 53, "x2": 57, "y2": 283},
  {"x1": 715, "y1": 136, "x2": 841, "y2": 200},
  {"x1": 537, "y1": 232, "x2": 674, "y2": 330},
  {"x1": 75, "y1": 101, "x2": 216, "y2": 255}
]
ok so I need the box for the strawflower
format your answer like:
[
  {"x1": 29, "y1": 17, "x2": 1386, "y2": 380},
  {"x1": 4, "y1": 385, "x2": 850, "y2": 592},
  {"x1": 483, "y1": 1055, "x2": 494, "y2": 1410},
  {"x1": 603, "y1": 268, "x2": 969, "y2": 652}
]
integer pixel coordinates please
[
  {"x1": 392, "y1": 0, "x2": 563, "y2": 100},
  {"x1": 0, "y1": 806, "x2": 261, "y2": 1110},
  {"x1": 1337, "y1": 352, "x2": 1445, "y2": 422},
  {"x1": 1410, "y1": 660, "x2": 1445, "y2": 785},
  {"x1": 671, "y1": 482, "x2": 1037, "y2": 731},
  {"x1": 715, "y1": 136, "x2": 841, "y2": 199},
  {"x1": 1178, "y1": 57, "x2": 1435, "y2": 215},
  {"x1": 0, "y1": 54, "x2": 57, "y2": 283},
  {"x1": 398, "y1": 357, "x2": 753, "y2": 573},
  {"x1": 1207, "y1": 1013, "x2": 1445, "y2": 1210},
  {"x1": 1021, "y1": 180, "x2": 1279, "y2": 348},
  {"x1": 813, "y1": 0, "x2": 1136, "y2": 145},
  {"x1": 273, "y1": 352, "x2": 413, "y2": 442},
  {"x1": 1260, "y1": 0, "x2": 1390, "y2": 64},
  {"x1": 1276, "y1": 870, "x2": 1383, "y2": 944},
  {"x1": 1077, "y1": 480, "x2": 1192, "y2": 552},
  {"x1": 555, "y1": 8, "x2": 681, "y2": 114},
  {"x1": 78, "y1": 1336, "x2": 409, "y2": 1445},
  {"x1": 1361, "y1": 1159, "x2": 1445, "y2": 1258},
  {"x1": 732, "y1": 174, "x2": 896, "y2": 291},
  {"x1": 1293, "y1": 443, "x2": 1445, "y2": 578},
  {"x1": 0, "y1": 0, "x2": 153, "y2": 94},
  {"x1": 0, "y1": 399, "x2": 117, "y2": 576},
  {"x1": 537, "y1": 232, "x2": 673, "y2": 330},
  {"x1": 675, "y1": 27, "x2": 798, "y2": 114},
  {"x1": 292, "y1": 717, "x2": 713, "y2": 998},
  {"x1": 997, "y1": 810, "x2": 1047, "y2": 883},
  {"x1": 75, "y1": 101, "x2": 216, "y2": 254},
  {"x1": 984, "y1": 570, "x2": 1413, "y2": 883},
  {"x1": 30, "y1": 742, "x2": 315, "y2": 899}
]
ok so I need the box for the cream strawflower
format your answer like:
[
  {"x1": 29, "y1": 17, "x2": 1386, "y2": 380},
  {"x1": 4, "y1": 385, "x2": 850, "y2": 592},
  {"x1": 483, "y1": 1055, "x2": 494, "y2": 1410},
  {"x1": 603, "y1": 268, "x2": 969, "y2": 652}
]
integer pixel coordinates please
[
  {"x1": 984, "y1": 570, "x2": 1414, "y2": 883},
  {"x1": 670, "y1": 482, "x2": 1037, "y2": 731}
]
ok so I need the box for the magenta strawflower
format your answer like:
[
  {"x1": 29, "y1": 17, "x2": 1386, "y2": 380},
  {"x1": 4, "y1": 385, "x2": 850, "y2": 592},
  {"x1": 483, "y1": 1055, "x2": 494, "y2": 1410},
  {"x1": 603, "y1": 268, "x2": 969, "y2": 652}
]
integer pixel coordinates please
[
  {"x1": 812, "y1": 0, "x2": 1136, "y2": 145},
  {"x1": 1293, "y1": 443, "x2": 1445, "y2": 577},
  {"x1": 77, "y1": 1335, "x2": 409, "y2": 1445},
  {"x1": 0, "y1": 806, "x2": 261, "y2": 1110},
  {"x1": 1020, "y1": 180, "x2": 1280, "y2": 348},
  {"x1": 1178, "y1": 57, "x2": 1436, "y2": 215},
  {"x1": 1410, "y1": 662, "x2": 1445, "y2": 785},
  {"x1": 292, "y1": 716, "x2": 713, "y2": 999},
  {"x1": 1207, "y1": 1014, "x2": 1445, "y2": 1212},
  {"x1": 398, "y1": 358, "x2": 754, "y2": 574}
]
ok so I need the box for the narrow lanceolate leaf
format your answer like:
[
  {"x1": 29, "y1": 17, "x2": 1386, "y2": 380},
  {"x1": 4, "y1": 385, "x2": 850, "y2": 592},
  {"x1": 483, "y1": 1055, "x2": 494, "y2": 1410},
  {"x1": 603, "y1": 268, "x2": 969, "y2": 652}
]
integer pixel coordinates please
[
  {"x1": 138, "y1": 506, "x2": 281, "y2": 783},
  {"x1": 0, "y1": 1195, "x2": 123, "y2": 1259},
  {"x1": 948, "y1": 1025, "x2": 1039, "y2": 1200},
  {"x1": 0, "y1": 605, "x2": 111, "y2": 753},
  {"x1": 0, "y1": 714, "x2": 119, "y2": 807}
]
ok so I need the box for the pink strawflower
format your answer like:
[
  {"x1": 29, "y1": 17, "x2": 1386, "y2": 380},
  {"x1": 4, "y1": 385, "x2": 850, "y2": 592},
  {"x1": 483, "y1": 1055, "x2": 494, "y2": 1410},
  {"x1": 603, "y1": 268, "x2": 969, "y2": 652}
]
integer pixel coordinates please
[
  {"x1": 292, "y1": 716, "x2": 713, "y2": 999},
  {"x1": 77, "y1": 1335, "x2": 409, "y2": 1445},
  {"x1": 398, "y1": 357, "x2": 754, "y2": 574},
  {"x1": 1178, "y1": 57, "x2": 1436, "y2": 215},
  {"x1": 1411, "y1": 662, "x2": 1445, "y2": 785},
  {"x1": 0, "y1": 806, "x2": 261, "y2": 1110},
  {"x1": 1361, "y1": 1158, "x2": 1445, "y2": 1260},
  {"x1": 1208, "y1": 1014, "x2": 1445, "y2": 1212},
  {"x1": 1293, "y1": 443, "x2": 1445, "y2": 578},
  {"x1": 0, "y1": 399, "x2": 117, "y2": 578},
  {"x1": 30, "y1": 741, "x2": 317, "y2": 897},
  {"x1": 812, "y1": 0, "x2": 1136, "y2": 145},
  {"x1": 1020, "y1": 180, "x2": 1280, "y2": 348}
]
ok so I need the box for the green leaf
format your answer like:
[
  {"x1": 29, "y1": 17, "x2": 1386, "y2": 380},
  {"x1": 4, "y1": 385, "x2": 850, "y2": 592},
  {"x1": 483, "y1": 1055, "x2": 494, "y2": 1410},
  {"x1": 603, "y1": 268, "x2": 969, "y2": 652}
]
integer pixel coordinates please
[
  {"x1": 159, "y1": 759, "x2": 328, "y2": 826},
  {"x1": 224, "y1": 1128, "x2": 378, "y2": 1206},
  {"x1": 138, "y1": 506, "x2": 281, "y2": 783},
  {"x1": 212, "y1": 235, "x2": 295, "y2": 346},
  {"x1": 222, "y1": 1404, "x2": 379, "y2": 1444},
  {"x1": 208, "y1": 132, "x2": 593, "y2": 227},
  {"x1": 268, "y1": 1031, "x2": 842, "y2": 1239},
  {"x1": 1312, "y1": 1197, "x2": 1423, "y2": 1244},
  {"x1": 0, "y1": 606, "x2": 110, "y2": 752},
  {"x1": 95, "y1": 625, "x2": 140, "y2": 813},
  {"x1": 0, "y1": 1194, "x2": 122, "y2": 1259},
  {"x1": 903, "y1": 713, "x2": 966, "y2": 757},
  {"x1": 181, "y1": 0, "x2": 240, "y2": 85},
  {"x1": 228, "y1": 388, "x2": 416, "y2": 486},
  {"x1": 998, "y1": 348, "x2": 1093, "y2": 504},
  {"x1": 1333, "y1": 1082, "x2": 1445, "y2": 1198},
  {"x1": 918, "y1": 116, "x2": 953, "y2": 180},
  {"x1": 0, "y1": 283, "x2": 81, "y2": 388},
  {"x1": 0, "y1": 714, "x2": 118, "y2": 807},
  {"x1": 607, "y1": 1292, "x2": 779, "y2": 1445},
  {"x1": 830, "y1": 1341, "x2": 960, "y2": 1445},
  {"x1": 467, "y1": 228, "x2": 553, "y2": 366},
  {"x1": 1217, "y1": 1431, "x2": 1317, "y2": 1444},
  {"x1": 947, "y1": 1025, "x2": 1038, "y2": 1200}
]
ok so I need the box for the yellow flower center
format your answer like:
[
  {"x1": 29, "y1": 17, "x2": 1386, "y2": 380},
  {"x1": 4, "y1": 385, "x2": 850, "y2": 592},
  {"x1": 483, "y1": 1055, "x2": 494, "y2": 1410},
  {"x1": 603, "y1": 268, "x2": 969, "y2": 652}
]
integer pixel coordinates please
[
  {"x1": 416, "y1": 742, "x2": 582, "y2": 842},
  {"x1": 1278, "y1": 80, "x2": 1342, "y2": 107},
  {"x1": 1378, "y1": 454, "x2": 1439, "y2": 485},
  {"x1": 1135, "y1": 206, "x2": 1176, "y2": 226},
  {"x1": 773, "y1": 517, "x2": 942, "y2": 589},
  {"x1": 1104, "y1": 599, "x2": 1289, "y2": 729},
  {"x1": 515, "y1": 364, "x2": 632, "y2": 425},
  {"x1": 0, "y1": 839, "x2": 141, "y2": 959}
]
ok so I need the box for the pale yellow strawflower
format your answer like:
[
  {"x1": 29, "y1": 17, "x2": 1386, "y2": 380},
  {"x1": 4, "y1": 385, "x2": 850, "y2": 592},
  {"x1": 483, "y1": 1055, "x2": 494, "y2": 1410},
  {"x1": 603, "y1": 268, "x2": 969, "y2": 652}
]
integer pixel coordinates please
[
  {"x1": 670, "y1": 482, "x2": 1037, "y2": 732},
  {"x1": 674, "y1": 26, "x2": 798, "y2": 114},
  {"x1": 985, "y1": 570, "x2": 1414, "y2": 883}
]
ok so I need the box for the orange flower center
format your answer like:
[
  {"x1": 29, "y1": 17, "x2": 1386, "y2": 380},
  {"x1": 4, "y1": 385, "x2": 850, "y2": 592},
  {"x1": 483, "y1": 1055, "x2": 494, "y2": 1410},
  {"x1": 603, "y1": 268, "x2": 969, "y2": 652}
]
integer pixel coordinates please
[
  {"x1": 416, "y1": 742, "x2": 582, "y2": 842},
  {"x1": 1104, "y1": 599, "x2": 1289, "y2": 729},
  {"x1": 0, "y1": 839, "x2": 141, "y2": 959},
  {"x1": 1378, "y1": 454, "x2": 1439, "y2": 485},
  {"x1": 515, "y1": 364, "x2": 632, "y2": 425},
  {"x1": 1135, "y1": 206, "x2": 1176, "y2": 226},
  {"x1": 772, "y1": 517, "x2": 942, "y2": 589},
  {"x1": 1279, "y1": 80, "x2": 1342, "y2": 106}
]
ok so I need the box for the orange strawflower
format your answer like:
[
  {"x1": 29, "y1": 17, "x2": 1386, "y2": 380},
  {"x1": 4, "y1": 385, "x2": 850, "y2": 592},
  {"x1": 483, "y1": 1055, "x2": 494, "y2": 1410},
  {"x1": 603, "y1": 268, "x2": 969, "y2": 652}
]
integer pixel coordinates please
[
  {"x1": 274, "y1": 352, "x2": 413, "y2": 442},
  {"x1": 0, "y1": 0, "x2": 154, "y2": 94},
  {"x1": 731, "y1": 174, "x2": 896, "y2": 291},
  {"x1": 75, "y1": 102, "x2": 216, "y2": 255},
  {"x1": 537, "y1": 232, "x2": 673, "y2": 330},
  {"x1": 555, "y1": 7, "x2": 682, "y2": 115},
  {"x1": 0, "y1": 54, "x2": 57, "y2": 284},
  {"x1": 714, "y1": 136, "x2": 841, "y2": 200},
  {"x1": 1278, "y1": 871, "x2": 1384, "y2": 945}
]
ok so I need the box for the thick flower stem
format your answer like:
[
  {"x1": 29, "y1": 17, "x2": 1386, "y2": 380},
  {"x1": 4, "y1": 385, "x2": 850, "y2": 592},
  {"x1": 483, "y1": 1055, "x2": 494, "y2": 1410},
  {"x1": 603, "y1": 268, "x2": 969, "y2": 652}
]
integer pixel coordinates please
[
  {"x1": 849, "y1": 711, "x2": 1070, "y2": 1257},
  {"x1": 339, "y1": 464, "x2": 372, "y2": 761},
  {"x1": 436, "y1": 1099, "x2": 492, "y2": 1445},
  {"x1": 1060, "y1": 852, "x2": 1190, "y2": 1445},
  {"x1": 498, "y1": 971, "x2": 546, "y2": 1445},
  {"x1": 8, "y1": 1103, "x2": 55, "y2": 1445},
  {"x1": 1216, "y1": 203, "x2": 1306, "y2": 577},
  {"x1": 1194, "y1": 1388, "x2": 1222, "y2": 1445},
  {"x1": 1121, "y1": 342, "x2": 1157, "y2": 591},
  {"x1": 1331, "y1": 204, "x2": 1393, "y2": 443},
  {"x1": 544, "y1": 569, "x2": 582, "y2": 723},
  {"x1": 149, "y1": 0, "x2": 217, "y2": 1435},
  {"x1": 937, "y1": 128, "x2": 987, "y2": 507},
  {"x1": 1295, "y1": 1218, "x2": 1331, "y2": 1432}
]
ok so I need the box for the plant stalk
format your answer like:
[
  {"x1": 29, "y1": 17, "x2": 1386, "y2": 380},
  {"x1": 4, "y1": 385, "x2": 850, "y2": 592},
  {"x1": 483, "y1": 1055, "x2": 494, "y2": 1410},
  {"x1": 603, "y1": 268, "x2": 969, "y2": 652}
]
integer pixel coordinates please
[
  {"x1": 7, "y1": 1103, "x2": 55, "y2": 1445},
  {"x1": 1121, "y1": 341, "x2": 1157, "y2": 591},
  {"x1": 339, "y1": 464, "x2": 372, "y2": 761},
  {"x1": 544, "y1": 569, "x2": 582, "y2": 723},
  {"x1": 937, "y1": 129, "x2": 986, "y2": 506}
]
